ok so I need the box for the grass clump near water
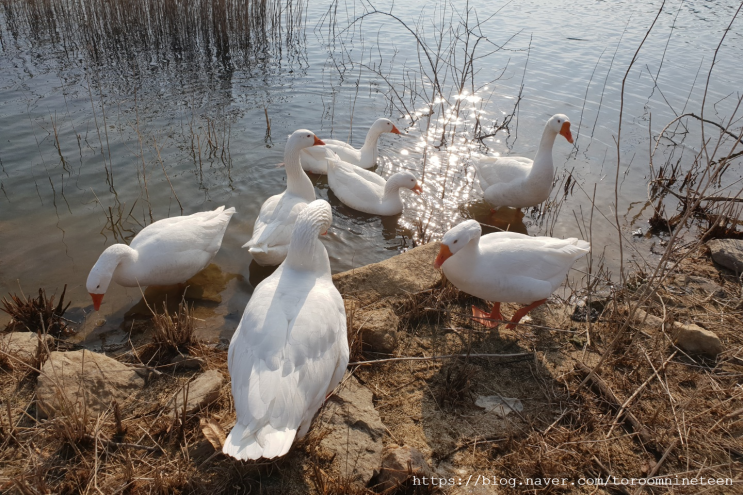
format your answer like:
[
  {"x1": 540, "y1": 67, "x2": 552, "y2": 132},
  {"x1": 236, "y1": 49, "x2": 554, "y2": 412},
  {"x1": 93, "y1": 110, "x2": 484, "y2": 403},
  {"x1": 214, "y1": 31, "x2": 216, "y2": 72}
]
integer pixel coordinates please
[{"x1": 1, "y1": 285, "x2": 71, "y2": 337}]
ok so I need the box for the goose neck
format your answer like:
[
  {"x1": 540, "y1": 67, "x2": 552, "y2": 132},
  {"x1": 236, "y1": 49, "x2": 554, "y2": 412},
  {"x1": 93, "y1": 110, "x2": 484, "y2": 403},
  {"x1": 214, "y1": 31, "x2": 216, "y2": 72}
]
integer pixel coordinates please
[
  {"x1": 98, "y1": 244, "x2": 137, "y2": 274},
  {"x1": 285, "y1": 227, "x2": 329, "y2": 273},
  {"x1": 360, "y1": 128, "x2": 382, "y2": 157},
  {"x1": 285, "y1": 146, "x2": 316, "y2": 200},
  {"x1": 530, "y1": 124, "x2": 558, "y2": 177}
]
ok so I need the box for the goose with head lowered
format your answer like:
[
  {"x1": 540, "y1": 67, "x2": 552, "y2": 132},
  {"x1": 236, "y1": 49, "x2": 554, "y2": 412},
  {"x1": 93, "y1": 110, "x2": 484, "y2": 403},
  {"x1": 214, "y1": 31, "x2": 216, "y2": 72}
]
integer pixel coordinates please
[
  {"x1": 224, "y1": 199, "x2": 349, "y2": 461},
  {"x1": 474, "y1": 114, "x2": 573, "y2": 209},
  {"x1": 434, "y1": 220, "x2": 589, "y2": 329},
  {"x1": 326, "y1": 152, "x2": 422, "y2": 216},
  {"x1": 299, "y1": 118, "x2": 402, "y2": 174},
  {"x1": 244, "y1": 129, "x2": 324, "y2": 266},
  {"x1": 86, "y1": 205, "x2": 235, "y2": 311}
]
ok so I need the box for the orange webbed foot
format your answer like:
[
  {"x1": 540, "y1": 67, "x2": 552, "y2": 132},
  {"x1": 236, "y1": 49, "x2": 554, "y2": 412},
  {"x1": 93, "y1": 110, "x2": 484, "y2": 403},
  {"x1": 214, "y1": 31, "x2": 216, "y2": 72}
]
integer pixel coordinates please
[
  {"x1": 472, "y1": 303, "x2": 503, "y2": 329},
  {"x1": 505, "y1": 299, "x2": 547, "y2": 330}
]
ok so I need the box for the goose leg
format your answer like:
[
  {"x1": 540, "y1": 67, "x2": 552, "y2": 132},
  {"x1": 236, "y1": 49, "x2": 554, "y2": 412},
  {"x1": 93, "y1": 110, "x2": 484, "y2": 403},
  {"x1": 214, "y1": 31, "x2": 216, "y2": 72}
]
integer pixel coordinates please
[
  {"x1": 505, "y1": 299, "x2": 547, "y2": 330},
  {"x1": 472, "y1": 302, "x2": 503, "y2": 328}
]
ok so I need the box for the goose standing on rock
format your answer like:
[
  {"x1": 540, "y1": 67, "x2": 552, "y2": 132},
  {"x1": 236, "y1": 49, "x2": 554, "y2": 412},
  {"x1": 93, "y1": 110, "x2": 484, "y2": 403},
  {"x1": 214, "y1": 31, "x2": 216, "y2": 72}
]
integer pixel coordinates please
[
  {"x1": 326, "y1": 153, "x2": 422, "y2": 216},
  {"x1": 434, "y1": 220, "x2": 589, "y2": 329},
  {"x1": 244, "y1": 130, "x2": 324, "y2": 266},
  {"x1": 474, "y1": 114, "x2": 573, "y2": 209},
  {"x1": 299, "y1": 118, "x2": 401, "y2": 174},
  {"x1": 224, "y1": 200, "x2": 349, "y2": 461},
  {"x1": 86, "y1": 206, "x2": 235, "y2": 311}
]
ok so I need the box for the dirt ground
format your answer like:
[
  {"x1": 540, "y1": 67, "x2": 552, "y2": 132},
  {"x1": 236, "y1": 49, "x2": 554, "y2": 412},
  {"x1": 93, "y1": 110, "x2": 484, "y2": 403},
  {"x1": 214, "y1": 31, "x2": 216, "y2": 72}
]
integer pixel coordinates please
[{"x1": 1, "y1": 242, "x2": 742, "y2": 494}]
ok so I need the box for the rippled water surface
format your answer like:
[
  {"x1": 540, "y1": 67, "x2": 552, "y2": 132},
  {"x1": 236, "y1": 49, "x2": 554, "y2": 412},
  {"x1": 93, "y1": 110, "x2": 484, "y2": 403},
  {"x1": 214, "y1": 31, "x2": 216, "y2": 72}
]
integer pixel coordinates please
[{"x1": 1, "y1": 0, "x2": 741, "y2": 347}]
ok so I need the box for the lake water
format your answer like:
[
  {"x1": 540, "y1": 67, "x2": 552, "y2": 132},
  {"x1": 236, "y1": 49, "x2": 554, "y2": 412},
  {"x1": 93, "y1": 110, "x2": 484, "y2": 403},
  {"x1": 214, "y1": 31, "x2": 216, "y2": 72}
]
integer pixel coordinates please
[{"x1": 1, "y1": 0, "x2": 741, "y2": 348}]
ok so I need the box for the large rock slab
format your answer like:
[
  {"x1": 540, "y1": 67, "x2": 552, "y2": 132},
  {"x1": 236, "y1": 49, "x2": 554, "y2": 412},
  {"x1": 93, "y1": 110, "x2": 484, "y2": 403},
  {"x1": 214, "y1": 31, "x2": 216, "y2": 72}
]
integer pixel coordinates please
[
  {"x1": 169, "y1": 370, "x2": 223, "y2": 417},
  {"x1": 0, "y1": 332, "x2": 54, "y2": 369},
  {"x1": 332, "y1": 242, "x2": 442, "y2": 306},
  {"x1": 707, "y1": 239, "x2": 743, "y2": 273},
  {"x1": 37, "y1": 350, "x2": 145, "y2": 418},
  {"x1": 315, "y1": 376, "x2": 385, "y2": 485}
]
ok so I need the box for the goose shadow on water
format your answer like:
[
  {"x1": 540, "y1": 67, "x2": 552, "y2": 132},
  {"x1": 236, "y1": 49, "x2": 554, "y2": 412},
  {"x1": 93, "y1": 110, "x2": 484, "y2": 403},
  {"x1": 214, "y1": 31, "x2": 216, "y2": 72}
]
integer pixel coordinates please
[
  {"x1": 464, "y1": 201, "x2": 529, "y2": 235},
  {"x1": 73, "y1": 263, "x2": 241, "y2": 350}
]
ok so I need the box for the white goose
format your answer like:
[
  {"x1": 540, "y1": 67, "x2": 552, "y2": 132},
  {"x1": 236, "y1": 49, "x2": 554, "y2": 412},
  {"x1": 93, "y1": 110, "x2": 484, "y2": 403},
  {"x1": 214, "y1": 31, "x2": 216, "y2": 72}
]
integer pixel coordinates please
[
  {"x1": 86, "y1": 206, "x2": 235, "y2": 311},
  {"x1": 299, "y1": 118, "x2": 401, "y2": 174},
  {"x1": 434, "y1": 220, "x2": 589, "y2": 329},
  {"x1": 224, "y1": 200, "x2": 349, "y2": 461},
  {"x1": 326, "y1": 153, "x2": 422, "y2": 216},
  {"x1": 474, "y1": 114, "x2": 573, "y2": 209},
  {"x1": 244, "y1": 130, "x2": 323, "y2": 266}
]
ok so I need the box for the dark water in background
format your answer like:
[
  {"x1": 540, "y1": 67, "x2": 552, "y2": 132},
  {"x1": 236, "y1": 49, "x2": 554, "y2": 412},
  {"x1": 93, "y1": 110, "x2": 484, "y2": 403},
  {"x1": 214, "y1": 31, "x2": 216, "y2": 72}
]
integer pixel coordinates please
[{"x1": 0, "y1": 0, "x2": 741, "y2": 348}]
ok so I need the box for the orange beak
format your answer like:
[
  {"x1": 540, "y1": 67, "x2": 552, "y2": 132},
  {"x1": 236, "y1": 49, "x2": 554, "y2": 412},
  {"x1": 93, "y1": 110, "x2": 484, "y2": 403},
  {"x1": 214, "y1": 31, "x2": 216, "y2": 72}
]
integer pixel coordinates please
[
  {"x1": 559, "y1": 121, "x2": 573, "y2": 143},
  {"x1": 90, "y1": 293, "x2": 104, "y2": 311},
  {"x1": 433, "y1": 244, "x2": 453, "y2": 269},
  {"x1": 391, "y1": 125, "x2": 401, "y2": 135},
  {"x1": 313, "y1": 135, "x2": 325, "y2": 146},
  {"x1": 412, "y1": 184, "x2": 423, "y2": 195}
]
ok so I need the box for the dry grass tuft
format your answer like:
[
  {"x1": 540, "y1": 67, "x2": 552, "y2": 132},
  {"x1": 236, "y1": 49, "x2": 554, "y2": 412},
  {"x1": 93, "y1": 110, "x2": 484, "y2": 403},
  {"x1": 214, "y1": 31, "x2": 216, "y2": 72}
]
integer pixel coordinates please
[
  {"x1": 436, "y1": 361, "x2": 477, "y2": 409},
  {"x1": 1, "y1": 285, "x2": 71, "y2": 336},
  {"x1": 152, "y1": 298, "x2": 197, "y2": 352}
]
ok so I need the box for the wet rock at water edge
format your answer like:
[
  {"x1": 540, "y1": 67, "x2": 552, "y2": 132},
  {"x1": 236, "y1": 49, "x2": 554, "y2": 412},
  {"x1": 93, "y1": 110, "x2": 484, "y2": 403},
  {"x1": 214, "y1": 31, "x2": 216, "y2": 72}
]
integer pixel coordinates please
[
  {"x1": 332, "y1": 242, "x2": 443, "y2": 306},
  {"x1": 315, "y1": 376, "x2": 385, "y2": 486},
  {"x1": 707, "y1": 239, "x2": 743, "y2": 273},
  {"x1": 36, "y1": 350, "x2": 146, "y2": 418}
]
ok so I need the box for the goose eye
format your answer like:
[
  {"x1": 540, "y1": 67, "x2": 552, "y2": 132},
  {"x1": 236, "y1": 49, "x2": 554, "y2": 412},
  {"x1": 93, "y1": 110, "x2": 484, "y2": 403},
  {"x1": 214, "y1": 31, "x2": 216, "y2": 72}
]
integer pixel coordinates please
[
  {"x1": 453, "y1": 240, "x2": 458, "y2": 244},
  {"x1": 307, "y1": 134, "x2": 311, "y2": 138},
  {"x1": 96, "y1": 285, "x2": 100, "y2": 289}
]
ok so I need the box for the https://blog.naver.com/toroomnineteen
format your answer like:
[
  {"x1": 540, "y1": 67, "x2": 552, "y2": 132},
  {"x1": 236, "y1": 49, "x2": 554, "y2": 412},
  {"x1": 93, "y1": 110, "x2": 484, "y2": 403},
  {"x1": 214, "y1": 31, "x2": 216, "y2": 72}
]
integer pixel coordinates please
[{"x1": 411, "y1": 474, "x2": 735, "y2": 488}]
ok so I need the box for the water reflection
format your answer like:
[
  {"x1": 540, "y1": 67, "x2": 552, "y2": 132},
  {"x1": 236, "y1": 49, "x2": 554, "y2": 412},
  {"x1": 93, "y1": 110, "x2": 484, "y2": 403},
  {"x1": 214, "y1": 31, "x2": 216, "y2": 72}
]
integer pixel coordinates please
[{"x1": 1, "y1": 0, "x2": 742, "y2": 343}]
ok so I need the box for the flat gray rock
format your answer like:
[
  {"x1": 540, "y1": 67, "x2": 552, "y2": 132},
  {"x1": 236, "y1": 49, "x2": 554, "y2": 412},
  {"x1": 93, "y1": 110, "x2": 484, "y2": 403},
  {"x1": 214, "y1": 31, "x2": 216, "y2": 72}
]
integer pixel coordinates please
[
  {"x1": 170, "y1": 369, "x2": 223, "y2": 417},
  {"x1": 374, "y1": 445, "x2": 433, "y2": 491},
  {"x1": 333, "y1": 242, "x2": 442, "y2": 306},
  {"x1": 315, "y1": 376, "x2": 385, "y2": 485},
  {"x1": 37, "y1": 350, "x2": 145, "y2": 418},
  {"x1": 707, "y1": 239, "x2": 743, "y2": 273},
  {"x1": 0, "y1": 332, "x2": 53, "y2": 369},
  {"x1": 357, "y1": 307, "x2": 399, "y2": 355},
  {"x1": 633, "y1": 309, "x2": 723, "y2": 357}
]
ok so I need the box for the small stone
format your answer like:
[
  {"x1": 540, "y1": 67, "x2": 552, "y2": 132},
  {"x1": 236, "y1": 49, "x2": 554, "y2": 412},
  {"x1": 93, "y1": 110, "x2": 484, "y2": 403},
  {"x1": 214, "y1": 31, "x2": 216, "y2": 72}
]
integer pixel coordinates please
[
  {"x1": 315, "y1": 376, "x2": 385, "y2": 486},
  {"x1": 170, "y1": 370, "x2": 223, "y2": 417},
  {"x1": 671, "y1": 322, "x2": 723, "y2": 358},
  {"x1": 0, "y1": 332, "x2": 54, "y2": 368},
  {"x1": 37, "y1": 350, "x2": 145, "y2": 418},
  {"x1": 707, "y1": 239, "x2": 743, "y2": 273},
  {"x1": 357, "y1": 307, "x2": 399, "y2": 354},
  {"x1": 633, "y1": 309, "x2": 723, "y2": 357},
  {"x1": 170, "y1": 354, "x2": 205, "y2": 370},
  {"x1": 374, "y1": 446, "x2": 433, "y2": 491}
]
